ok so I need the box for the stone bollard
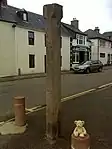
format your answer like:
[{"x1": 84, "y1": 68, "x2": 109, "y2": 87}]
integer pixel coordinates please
[
  {"x1": 14, "y1": 96, "x2": 25, "y2": 126},
  {"x1": 71, "y1": 120, "x2": 90, "y2": 149}
]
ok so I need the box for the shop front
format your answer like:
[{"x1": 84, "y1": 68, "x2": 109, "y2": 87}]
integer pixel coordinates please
[{"x1": 71, "y1": 47, "x2": 91, "y2": 68}]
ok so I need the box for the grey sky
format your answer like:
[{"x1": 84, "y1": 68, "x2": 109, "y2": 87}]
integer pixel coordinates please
[{"x1": 8, "y1": 0, "x2": 112, "y2": 33}]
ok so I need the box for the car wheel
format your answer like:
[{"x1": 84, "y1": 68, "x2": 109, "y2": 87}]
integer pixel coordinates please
[
  {"x1": 98, "y1": 67, "x2": 102, "y2": 72},
  {"x1": 85, "y1": 68, "x2": 90, "y2": 74}
]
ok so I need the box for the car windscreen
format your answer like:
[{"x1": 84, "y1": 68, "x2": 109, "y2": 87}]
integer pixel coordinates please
[{"x1": 80, "y1": 61, "x2": 92, "y2": 65}]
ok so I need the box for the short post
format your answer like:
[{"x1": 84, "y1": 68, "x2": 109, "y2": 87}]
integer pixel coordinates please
[
  {"x1": 43, "y1": 3, "x2": 63, "y2": 143},
  {"x1": 71, "y1": 120, "x2": 90, "y2": 149},
  {"x1": 14, "y1": 96, "x2": 25, "y2": 126}
]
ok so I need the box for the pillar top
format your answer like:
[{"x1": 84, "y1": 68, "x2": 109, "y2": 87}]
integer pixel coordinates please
[{"x1": 43, "y1": 3, "x2": 63, "y2": 20}]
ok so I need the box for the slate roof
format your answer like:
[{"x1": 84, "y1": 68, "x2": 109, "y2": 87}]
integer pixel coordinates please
[
  {"x1": 103, "y1": 32, "x2": 112, "y2": 38},
  {"x1": 0, "y1": 5, "x2": 71, "y2": 36},
  {"x1": 85, "y1": 29, "x2": 112, "y2": 42},
  {"x1": 62, "y1": 22, "x2": 87, "y2": 36}
]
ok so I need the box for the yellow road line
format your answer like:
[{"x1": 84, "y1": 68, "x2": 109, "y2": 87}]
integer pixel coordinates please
[
  {"x1": 1, "y1": 82, "x2": 112, "y2": 124},
  {"x1": 98, "y1": 82, "x2": 112, "y2": 89},
  {"x1": 61, "y1": 88, "x2": 96, "y2": 102},
  {"x1": 25, "y1": 105, "x2": 41, "y2": 112}
]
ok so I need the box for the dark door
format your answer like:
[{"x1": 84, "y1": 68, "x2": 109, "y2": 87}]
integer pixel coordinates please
[
  {"x1": 79, "y1": 51, "x2": 85, "y2": 63},
  {"x1": 44, "y1": 55, "x2": 46, "y2": 73}
]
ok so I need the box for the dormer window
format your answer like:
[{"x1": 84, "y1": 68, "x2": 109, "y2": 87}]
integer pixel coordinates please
[
  {"x1": 16, "y1": 9, "x2": 28, "y2": 22},
  {"x1": 23, "y1": 13, "x2": 27, "y2": 21}
]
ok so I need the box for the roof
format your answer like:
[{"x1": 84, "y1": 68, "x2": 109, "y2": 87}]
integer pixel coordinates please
[
  {"x1": 103, "y1": 32, "x2": 112, "y2": 38},
  {"x1": 85, "y1": 29, "x2": 112, "y2": 42},
  {"x1": 0, "y1": 5, "x2": 70, "y2": 36},
  {"x1": 62, "y1": 22, "x2": 87, "y2": 36}
]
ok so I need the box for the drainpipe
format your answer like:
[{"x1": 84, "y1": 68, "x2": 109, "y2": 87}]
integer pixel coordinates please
[{"x1": 97, "y1": 39, "x2": 100, "y2": 60}]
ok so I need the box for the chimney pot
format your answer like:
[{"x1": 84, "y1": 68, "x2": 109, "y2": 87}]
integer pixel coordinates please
[
  {"x1": 94, "y1": 27, "x2": 100, "y2": 33},
  {"x1": 0, "y1": 0, "x2": 7, "y2": 6},
  {"x1": 71, "y1": 18, "x2": 79, "y2": 29}
]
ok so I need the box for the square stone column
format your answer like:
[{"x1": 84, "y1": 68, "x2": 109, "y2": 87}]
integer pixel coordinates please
[{"x1": 43, "y1": 3, "x2": 63, "y2": 143}]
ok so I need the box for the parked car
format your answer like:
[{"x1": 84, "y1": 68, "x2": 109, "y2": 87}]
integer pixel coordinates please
[{"x1": 73, "y1": 60, "x2": 103, "y2": 73}]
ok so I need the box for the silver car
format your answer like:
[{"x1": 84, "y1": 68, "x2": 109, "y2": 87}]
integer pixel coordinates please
[{"x1": 73, "y1": 60, "x2": 103, "y2": 73}]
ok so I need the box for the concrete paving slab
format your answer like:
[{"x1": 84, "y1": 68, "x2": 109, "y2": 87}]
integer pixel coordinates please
[{"x1": 0, "y1": 122, "x2": 27, "y2": 135}]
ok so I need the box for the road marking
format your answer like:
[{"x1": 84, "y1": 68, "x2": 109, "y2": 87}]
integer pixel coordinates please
[
  {"x1": 98, "y1": 82, "x2": 112, "y2": 89},
  {"x1": 1, "y1": 82, "x2": 112, "y2": 123},
  {"x1": 61, "y1": 88, "x2": 96, "y2": 102},
  {"x1": 25, "y1": 105, "x2": 42, "y2": 112}
]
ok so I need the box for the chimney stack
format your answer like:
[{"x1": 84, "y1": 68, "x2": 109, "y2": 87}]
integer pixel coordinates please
[
  {"x1": 94, "y1": 27, "x2": 100, "y2": 33},
  {"x1": 0, "y1": 0, "x2": 7, "y2": 7},
  {"x1": 71, "y1": 18, "x2": 79, "y2": 29}
]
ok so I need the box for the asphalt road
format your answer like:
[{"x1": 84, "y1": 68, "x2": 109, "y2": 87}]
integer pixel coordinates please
[
  {"x1": 0, "y1": 86, "x2": 112, "y2": 149},
  {"x1": 0, "y1": 68, "x2": 112, "y2": 116}
]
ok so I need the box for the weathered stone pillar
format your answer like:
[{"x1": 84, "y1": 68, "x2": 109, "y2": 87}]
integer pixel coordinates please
[{"x1": 43, "y1": 3, "x2": 63, "y2": 143}]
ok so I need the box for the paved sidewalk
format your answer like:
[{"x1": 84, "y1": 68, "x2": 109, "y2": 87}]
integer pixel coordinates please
[
  {"x1": 0, "y1": 87, "x2": 112, "y2": 149},
  {"x1": 0, "y1": 65, "x2": 112, "y2": 83},
  {"x1": 0, "y1": 71, "x2": 71, "y2": 83}
]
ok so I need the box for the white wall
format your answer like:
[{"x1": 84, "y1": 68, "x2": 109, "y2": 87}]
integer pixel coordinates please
[
  {"x1": 61, "y1": 36, "x2": 70, "y2": 71},
  {"x1": 15, "y1": 26, "x2": 70, "y2": 75},
  {"x1": 90, "y1": 39, "x2": 112, "y2": 65},
  {"x1": 91, "y1": 39, "x2": 99, "y2": 60},
  {"x1": 0, "y1": 21, "x2": 70, "y2": 77},
  {"x1": 15, "y1": 27, "x2": 46, "y2": 74},
  {"x1": 0, "y1": 21, "x2": 16, "y2": 77},
  {"x1": 100, "y1": 41, "x2": 112, "y2": 65}
]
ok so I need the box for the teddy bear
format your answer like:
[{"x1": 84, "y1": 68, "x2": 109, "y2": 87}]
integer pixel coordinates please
[{"x1": 73, "y1": 120, "x2": 87, "y2": 137}]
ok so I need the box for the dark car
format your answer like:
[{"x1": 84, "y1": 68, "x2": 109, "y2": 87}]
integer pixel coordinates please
[{"x1": 73, "y1": 60, "x2": 103, "y2": 73}]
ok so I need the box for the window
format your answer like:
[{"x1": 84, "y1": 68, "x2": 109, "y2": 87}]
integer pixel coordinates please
[
  {"x1": 100, "y1": 40, "x2": 105, "y2": 47},
  {"x1": 111, "y1": 43, "x2": 112, "y2": 48},
  {"x1": 28, "y1": 31, "x2": 34, "y2": 45},
  {"x1": 60, "y1": 37, "x2": 62, "y2": 48},
  {"x1": 72, "y1": 52, "x2": 79, "y2": 63},
  {"x1": 100, "y1": 53, "x2": 105, "y2": 58},
  {"x1": 92, "y1": 60, "x2": 99, "y2": 64},
  {"x1": 60, "y1": 56, "x2": 62, "y2": 67},
  {"x1": 23, "y1": 13, "x2": 27, "y2": 21},
  {"x1": 29, "y1": 54, "x2": 35, "y2": 68},
  {"x1": 76, "y1": 34, "x2": 85, "y2": 45},
  {"x1": 108, "y1": 42, "x2": 111, "y2": 48}
]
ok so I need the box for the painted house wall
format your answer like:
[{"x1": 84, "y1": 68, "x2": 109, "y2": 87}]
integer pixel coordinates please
[
  {"x1": 15, "y1": 27, "x2": 46, "y2": 74},
  {"x1": 61, "y1": 36, "x2": 70, "y2": 70},
  {"x1": 100, "y1": 41, "x2": 112, "y2": 65},
  {"x1": 0, "y1": 21, "x2": 70, "y2": 77},
  {"x1": 0, "y1": 21, "x2": 16, "y2": 77},
  {"x1": 15, "y1": 26, "x2": 70, "y2": 75},
  {"x1": 91, "y1": 39, "x2": 99, "y2": 61},
  {"x1": 90, "y1": 39, "x2": 112, "y2": 65}
]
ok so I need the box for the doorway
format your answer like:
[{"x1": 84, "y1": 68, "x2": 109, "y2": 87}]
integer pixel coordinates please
[{"x1": 79, "y1": 51, "x2": 85, "y2": 63}]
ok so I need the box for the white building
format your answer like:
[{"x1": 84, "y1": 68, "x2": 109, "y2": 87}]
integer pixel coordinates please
[
  {"x1": 62, "y1": 19, "x2": 92, "y2": 69},
  {"x1": 85, "y1": 27, "x2": 112, "y2": 65},
  {"x1": 0, "y1": 0, "x2": 70, "y2": 77}
]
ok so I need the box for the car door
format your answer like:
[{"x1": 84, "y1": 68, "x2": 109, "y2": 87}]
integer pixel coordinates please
[{"x1": 91, "y1": 61, "x2": 99, "y2": 71}]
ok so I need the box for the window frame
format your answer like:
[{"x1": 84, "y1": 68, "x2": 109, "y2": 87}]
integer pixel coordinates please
[
  {"x1": 29, "y1": 54, "x2": 35, "y2": 68},
  {"x1": 72, "y1": 52, "x2": 79, "y2": 63},
  {"x1": 23, "y1": 13, "x2": 27, "y2": 21},
  {"x1": 28, "y1": 31, "x2": 35, "y2": 45},
  {"x1": 76, "y1": 34, "x2": 85, "y2": 45},
  {"x1": 100, "y1": 53, "x2": 105, "y2": 58},
  {"x1": 100, "y1": 40, "x2": 105, "y2": 47}
]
